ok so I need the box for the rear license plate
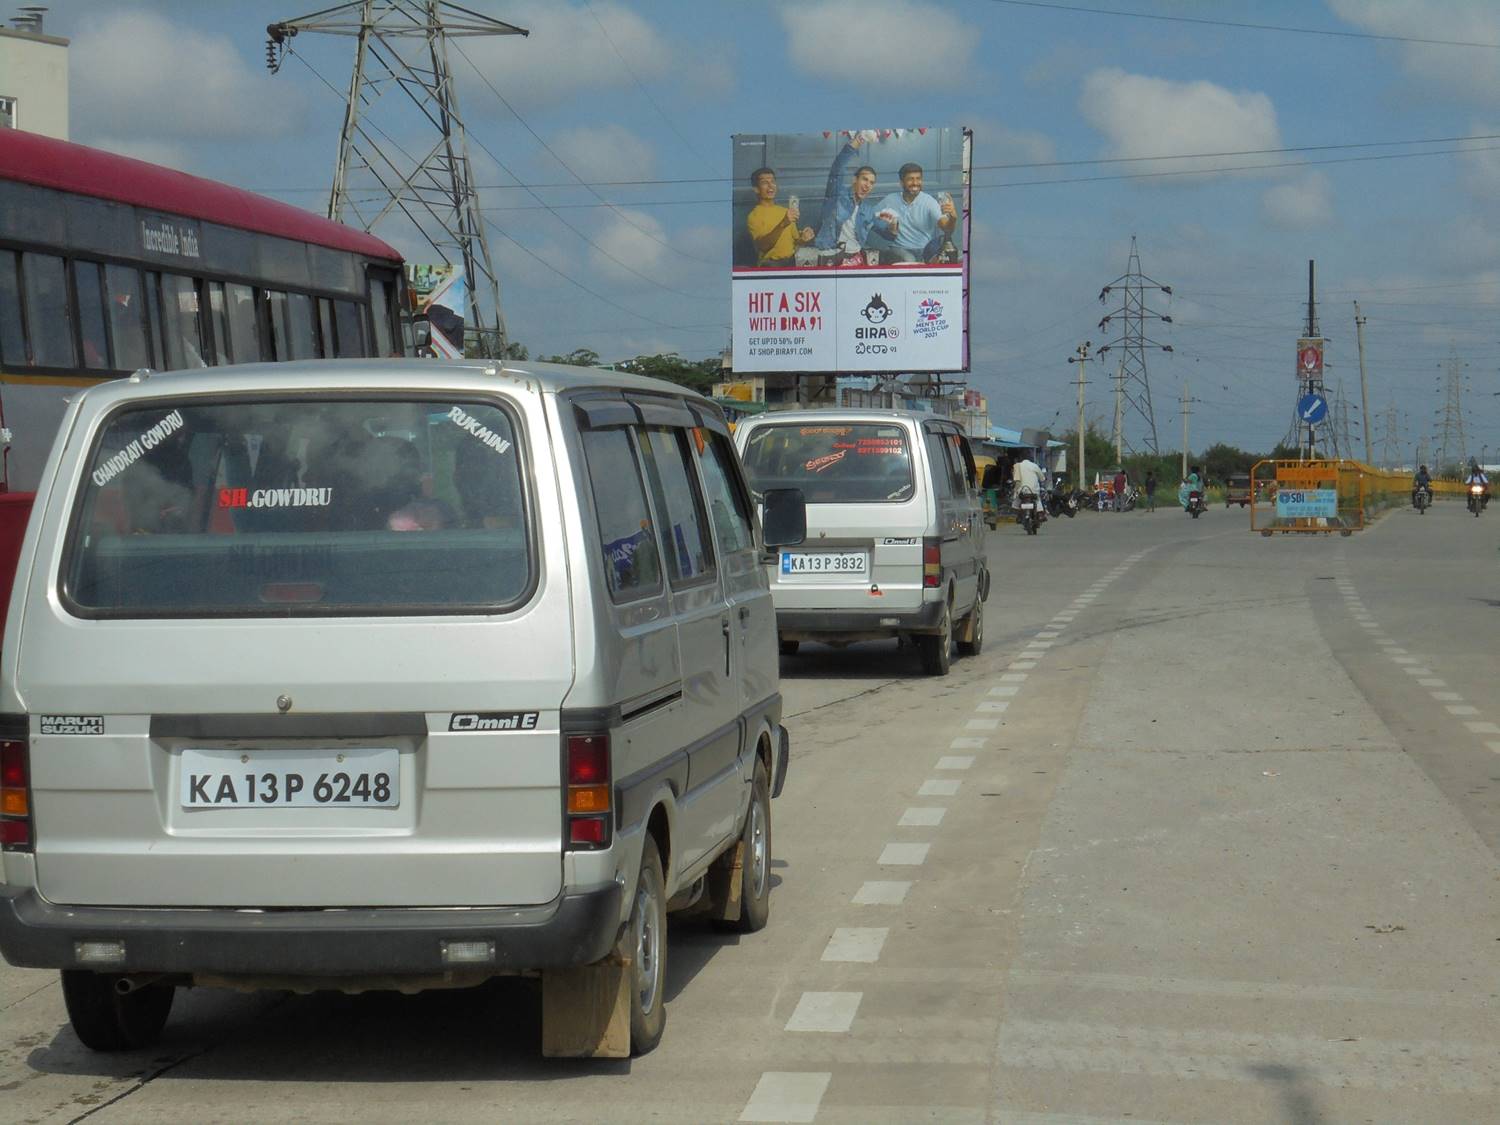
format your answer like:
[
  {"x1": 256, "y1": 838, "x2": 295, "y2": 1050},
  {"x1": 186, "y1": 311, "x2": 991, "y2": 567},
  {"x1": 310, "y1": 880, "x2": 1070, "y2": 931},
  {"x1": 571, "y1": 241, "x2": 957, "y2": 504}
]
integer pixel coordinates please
[
  {"x1": 1019, "y1": 502, "x2": 1036, "y2": 510},
  {"x1": 780, "y1": 551, "x2": 867, "y2": 575},
  {"x1": 180, "y1": 747, "x2": 400, "y2": 809}
]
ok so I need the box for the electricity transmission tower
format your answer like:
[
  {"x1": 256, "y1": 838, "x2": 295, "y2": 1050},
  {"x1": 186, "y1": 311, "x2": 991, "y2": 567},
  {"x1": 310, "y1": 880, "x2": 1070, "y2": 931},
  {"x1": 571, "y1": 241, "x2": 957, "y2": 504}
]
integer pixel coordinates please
[
  {"x1": 1433, "y1": 346, "x2": 1469, "y2": 472},
  {"x1": 1329, "y1": 378, "x2": 1357, "y2": 459},
  {"x1": 266, "y1": 1, "x2": 528, "y2": 357},
  {"x1": 1378, "y1": 405, "x2": 1401, "y2": 469},
  {"x1": 1096, "y1": 236, "x2": 1172, "y2": 455}
]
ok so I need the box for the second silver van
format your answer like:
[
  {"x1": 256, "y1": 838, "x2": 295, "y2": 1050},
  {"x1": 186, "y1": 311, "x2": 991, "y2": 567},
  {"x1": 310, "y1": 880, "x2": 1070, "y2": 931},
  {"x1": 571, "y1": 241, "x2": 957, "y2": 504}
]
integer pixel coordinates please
[{"x1": 735, "y1": 409, "x2": 989, "y2": 675}]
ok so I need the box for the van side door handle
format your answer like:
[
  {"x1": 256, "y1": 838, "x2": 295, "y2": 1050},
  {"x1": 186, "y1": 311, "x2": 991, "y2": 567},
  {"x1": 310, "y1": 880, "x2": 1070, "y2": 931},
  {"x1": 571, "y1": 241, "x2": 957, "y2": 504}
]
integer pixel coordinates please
[
  {"x1": 722, "y1": 616, "x2": 732, "y2": 676},
  {"x1": 738, "y1": 605, "x2": 751, "y2": 622}
]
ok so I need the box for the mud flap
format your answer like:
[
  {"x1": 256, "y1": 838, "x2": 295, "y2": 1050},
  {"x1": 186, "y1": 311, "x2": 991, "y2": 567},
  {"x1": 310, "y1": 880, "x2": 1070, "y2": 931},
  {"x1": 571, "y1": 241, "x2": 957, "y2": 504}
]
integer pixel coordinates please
[
  {"x1": 704, "y1": 840, "x2": 745, "y2": 924},
  {"x1": 540, "y1": 951, "x2": 632, "y2": 1059}
]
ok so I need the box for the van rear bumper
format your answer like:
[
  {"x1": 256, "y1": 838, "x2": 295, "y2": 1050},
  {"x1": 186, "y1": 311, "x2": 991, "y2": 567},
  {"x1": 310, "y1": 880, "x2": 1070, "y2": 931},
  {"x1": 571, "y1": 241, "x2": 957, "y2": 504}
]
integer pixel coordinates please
[
  {"x1": 0, "y1": 883, "x2": 622, "y2": 976},
  {"x1": 776, "y1": 601, "x2": 946, "y2": 639}
]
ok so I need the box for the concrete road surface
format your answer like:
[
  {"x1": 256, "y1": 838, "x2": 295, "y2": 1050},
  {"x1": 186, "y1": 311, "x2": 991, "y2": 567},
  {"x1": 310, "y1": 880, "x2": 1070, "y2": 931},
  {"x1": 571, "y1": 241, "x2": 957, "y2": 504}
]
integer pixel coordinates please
[{"x1": 4, "y1": 500, "x2": 1499, "y2": 1123}]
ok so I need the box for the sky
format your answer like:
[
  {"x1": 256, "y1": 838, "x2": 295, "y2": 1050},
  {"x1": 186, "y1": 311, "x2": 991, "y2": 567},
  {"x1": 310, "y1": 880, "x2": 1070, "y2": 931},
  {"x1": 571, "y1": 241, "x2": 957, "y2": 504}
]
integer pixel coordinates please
[{"x1": 33, "y1": 0, "x2": 1500, "y2": 458}]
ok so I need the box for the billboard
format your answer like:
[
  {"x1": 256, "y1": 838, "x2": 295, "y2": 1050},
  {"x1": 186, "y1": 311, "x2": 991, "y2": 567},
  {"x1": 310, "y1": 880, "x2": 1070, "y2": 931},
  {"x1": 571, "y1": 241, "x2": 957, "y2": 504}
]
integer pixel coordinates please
[
  {"x1": 1296, "y1": 337, "x2": 1324, "y2": 380},
  {"x1": 731, "y1": 127, "x2": 970, "y2": 374},
  {"x1": 406, "y1": 264, "x2": 467, "y2": 359}
]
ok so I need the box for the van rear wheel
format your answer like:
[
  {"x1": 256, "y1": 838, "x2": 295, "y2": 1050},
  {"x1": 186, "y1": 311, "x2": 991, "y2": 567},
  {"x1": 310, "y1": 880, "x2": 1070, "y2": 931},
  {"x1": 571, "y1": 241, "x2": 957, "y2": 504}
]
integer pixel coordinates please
[
  {"x1": 918, "y1": 604, "x2": 953, "y2": 676},
  {"x1": 60, "y1": 970, "x2": 174, "y2": 1051},
  {"x1": 623, "y1": 837, "x2": 668, "y2": 1055}
]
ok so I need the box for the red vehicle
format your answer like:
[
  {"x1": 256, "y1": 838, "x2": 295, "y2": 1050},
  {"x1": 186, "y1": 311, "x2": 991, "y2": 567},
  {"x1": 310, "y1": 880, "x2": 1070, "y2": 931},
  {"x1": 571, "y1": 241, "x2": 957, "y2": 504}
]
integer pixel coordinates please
[{"x1": 0, "y1": 132, "x2": 411, "y2": 626}]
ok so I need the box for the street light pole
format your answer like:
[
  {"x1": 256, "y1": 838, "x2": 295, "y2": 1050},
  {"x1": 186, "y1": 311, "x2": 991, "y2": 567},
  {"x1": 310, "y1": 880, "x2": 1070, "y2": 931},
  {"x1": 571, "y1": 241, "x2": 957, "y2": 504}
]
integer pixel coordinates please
[{"x1": 1068, "y1": 342, "x2": 1092, "y2": 491}]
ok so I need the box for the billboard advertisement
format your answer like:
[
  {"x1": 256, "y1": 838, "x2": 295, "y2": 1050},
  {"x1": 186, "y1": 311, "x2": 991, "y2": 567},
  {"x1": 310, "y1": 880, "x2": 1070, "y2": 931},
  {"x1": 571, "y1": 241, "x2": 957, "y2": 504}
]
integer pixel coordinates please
[
  {"x1": 406, "y1": 263, "x2": 467, "y2": 359},
  {"x1": 731, "y1": 127, "x2": 970, "y2": 374},
  {"x1": 1296, "y1": 337, "x2": 1324, "y2": 380}
]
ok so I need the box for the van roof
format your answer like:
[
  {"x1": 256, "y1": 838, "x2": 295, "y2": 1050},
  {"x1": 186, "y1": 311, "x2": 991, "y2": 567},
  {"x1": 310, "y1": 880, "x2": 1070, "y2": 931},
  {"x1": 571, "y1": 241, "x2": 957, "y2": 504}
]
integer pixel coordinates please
[
  {"x1": 65, "y1": 359, "x2": 714, "y2": 412},
  {"x1": 739, "y1": 408, "x2": 945, "y2": 425}
]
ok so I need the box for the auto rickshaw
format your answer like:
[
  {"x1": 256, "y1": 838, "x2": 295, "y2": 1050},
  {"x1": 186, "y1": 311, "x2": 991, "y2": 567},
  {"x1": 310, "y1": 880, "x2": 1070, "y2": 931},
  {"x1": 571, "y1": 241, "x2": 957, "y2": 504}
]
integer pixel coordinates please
[{"x1": 1225, "y1": 472, "x2": 1252, "y2": 507}]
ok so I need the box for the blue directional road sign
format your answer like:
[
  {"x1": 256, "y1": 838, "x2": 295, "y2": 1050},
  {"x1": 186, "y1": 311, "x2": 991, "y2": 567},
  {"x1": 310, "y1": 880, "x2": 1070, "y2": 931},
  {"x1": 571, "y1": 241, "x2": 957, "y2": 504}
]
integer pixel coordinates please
[{"x1": 1297, "y1": 392, "x2": 1328, "y2": 425}]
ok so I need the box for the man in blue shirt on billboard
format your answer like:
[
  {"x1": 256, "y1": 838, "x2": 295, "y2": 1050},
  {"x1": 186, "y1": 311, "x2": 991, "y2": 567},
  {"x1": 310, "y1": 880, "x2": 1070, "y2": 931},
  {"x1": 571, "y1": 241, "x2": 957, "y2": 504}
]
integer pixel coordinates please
[
  {"x1": 814, "y1": 133, "x2": 882, "y2": 263},
  {"x1": 875, "y1": 163, "x2": 958, "y2": 263}
]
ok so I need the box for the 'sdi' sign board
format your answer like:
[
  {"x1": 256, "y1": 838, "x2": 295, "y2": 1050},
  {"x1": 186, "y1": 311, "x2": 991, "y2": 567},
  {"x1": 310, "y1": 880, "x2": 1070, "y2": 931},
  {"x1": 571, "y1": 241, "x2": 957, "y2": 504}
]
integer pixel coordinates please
[{"x1": 730, "y1": 127, "x2": 970, "y2": 374}]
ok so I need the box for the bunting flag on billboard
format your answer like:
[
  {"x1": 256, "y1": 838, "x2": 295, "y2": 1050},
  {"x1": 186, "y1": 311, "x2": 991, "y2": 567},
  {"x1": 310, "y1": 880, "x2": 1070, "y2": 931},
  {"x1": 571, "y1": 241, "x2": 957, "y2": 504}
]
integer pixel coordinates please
[{"x1": 406, "y1": 264, "x2": 467, "y2": 359}]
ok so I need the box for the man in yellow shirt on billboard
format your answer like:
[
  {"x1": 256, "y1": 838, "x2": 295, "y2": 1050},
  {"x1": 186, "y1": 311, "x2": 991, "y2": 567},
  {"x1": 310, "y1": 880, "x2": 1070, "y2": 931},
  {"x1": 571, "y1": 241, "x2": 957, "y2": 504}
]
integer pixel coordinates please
[{"x1": 746, "y1": 167, "x2": 813, "y2": 266}]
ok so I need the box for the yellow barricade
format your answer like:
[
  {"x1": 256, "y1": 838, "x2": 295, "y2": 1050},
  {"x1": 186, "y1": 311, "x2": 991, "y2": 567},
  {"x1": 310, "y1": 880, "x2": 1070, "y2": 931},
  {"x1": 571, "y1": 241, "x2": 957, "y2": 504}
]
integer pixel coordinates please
[{"x1": 1250, "y1": 460, "x2": 1409, "y2": 536}]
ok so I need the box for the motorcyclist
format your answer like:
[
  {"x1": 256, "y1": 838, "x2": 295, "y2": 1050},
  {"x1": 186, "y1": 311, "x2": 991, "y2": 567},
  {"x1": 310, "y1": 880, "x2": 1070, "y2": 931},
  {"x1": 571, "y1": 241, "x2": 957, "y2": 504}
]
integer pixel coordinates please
[
  {"x1": 1178, "y1": 466, "x2": 1203, "y2": 510},
  {"x1": 1412, "y1": 464, "x2": 1432, "y2": 507},
  {"x1": 1465, "y1": 459, "x2": 1490, "y2": 510}
]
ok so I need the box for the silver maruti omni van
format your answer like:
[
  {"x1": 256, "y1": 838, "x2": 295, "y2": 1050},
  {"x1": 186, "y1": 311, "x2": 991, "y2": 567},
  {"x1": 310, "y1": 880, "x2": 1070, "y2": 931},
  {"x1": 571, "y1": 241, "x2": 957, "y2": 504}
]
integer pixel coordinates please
[
  {"x1": 735, "y1": 409, "x2": 989, "y2": 675},
  {"x1": 0, "y1": 360, "x2": 796, "y2": 1058}
]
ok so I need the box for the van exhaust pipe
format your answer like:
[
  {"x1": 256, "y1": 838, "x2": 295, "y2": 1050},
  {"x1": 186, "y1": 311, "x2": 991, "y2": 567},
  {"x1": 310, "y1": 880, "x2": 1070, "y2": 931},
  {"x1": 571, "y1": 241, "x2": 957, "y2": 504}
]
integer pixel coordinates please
[{"x1": 114, "y1": 974, "x2": 165, "y2": 995}]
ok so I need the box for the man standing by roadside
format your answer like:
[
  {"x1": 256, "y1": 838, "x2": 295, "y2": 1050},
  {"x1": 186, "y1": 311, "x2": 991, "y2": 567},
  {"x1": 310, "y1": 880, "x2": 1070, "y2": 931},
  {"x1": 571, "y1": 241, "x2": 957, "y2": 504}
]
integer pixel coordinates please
[
  {"x1": 874, "y1": 162, "x2": 958, "y2": 263},
  {"x1": 746, "y1": 167, "x2": 813, "y2": 267},
  {"x1": 814, "y1": 134, "x2": 882, "y2": 264},
  {"x1": 1113, "y1": 468, "x2": 1128, "y2": 512},
  {"x1": 1144, "y1": 470, "x2": 1157, "y2": 512}
]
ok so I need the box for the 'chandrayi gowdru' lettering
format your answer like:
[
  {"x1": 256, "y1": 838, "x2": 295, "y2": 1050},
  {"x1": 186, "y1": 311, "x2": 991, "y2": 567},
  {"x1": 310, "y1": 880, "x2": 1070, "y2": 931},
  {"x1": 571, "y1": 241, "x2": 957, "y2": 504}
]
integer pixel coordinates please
[
  {"x1": 447, "y1": 406, "x2": 512, "y2": 454},
  {"x1": 91, "y1": 410, "x2": 185, "y2": 487}
]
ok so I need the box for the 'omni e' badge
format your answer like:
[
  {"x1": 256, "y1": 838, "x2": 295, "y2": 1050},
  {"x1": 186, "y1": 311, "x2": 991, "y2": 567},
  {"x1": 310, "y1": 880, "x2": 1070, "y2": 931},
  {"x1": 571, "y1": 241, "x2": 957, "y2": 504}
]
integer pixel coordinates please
[{"x1": 448, "y1": 712, "x2": 540, "y2": 732}]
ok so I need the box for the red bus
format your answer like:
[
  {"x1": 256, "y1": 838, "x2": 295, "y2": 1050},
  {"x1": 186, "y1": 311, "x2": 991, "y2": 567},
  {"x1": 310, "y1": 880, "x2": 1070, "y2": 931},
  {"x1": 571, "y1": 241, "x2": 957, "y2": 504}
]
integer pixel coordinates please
[{"x1": 0, "y1": 130, "x2": 409, "y2": 494}]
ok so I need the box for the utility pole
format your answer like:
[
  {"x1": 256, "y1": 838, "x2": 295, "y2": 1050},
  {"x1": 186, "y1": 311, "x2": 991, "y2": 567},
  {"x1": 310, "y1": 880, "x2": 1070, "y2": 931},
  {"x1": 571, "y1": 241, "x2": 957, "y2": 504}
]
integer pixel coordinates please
[
  {"x1": 1097, "y1": 236, "x2": 1173, "y2": 455},
  {"x1": 1354, "y1": 302, "x2": 1372, "y2": 465},
  {"x1": 1111, "y1": 356, "x2": 1125, "y2": 464},
  {"x1": 265, "y1": 1, "x2": 528, "y2": 358},
  {"x1": 1180, "y1": 380, "x2": 1191, "y2": 480},
  {"x1": 1067, "y1": 342, "x2": 1092, "y2": 490}
]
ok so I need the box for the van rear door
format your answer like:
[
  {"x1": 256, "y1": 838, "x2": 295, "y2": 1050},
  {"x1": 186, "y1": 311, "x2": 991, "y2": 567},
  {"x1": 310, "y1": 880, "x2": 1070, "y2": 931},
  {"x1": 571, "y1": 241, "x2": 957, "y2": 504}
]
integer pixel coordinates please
[{"x1": 18, "y1": 392, "x2": 573, "y2": 909}]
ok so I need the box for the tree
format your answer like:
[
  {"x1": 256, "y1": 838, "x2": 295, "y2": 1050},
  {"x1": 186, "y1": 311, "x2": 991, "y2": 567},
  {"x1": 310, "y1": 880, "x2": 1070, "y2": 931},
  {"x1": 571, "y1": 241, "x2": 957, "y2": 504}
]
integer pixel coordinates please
[
  {"x1": 1199, "y1": 442, "x2": 1255, "y2": 484},
  {"x1": 616, "y1": 353, "x2": 720, "y2": 394},
  {"x1": 1057, "y1": 423, "x2": 1116, "y2": 483},
  {"x1": 539, "y1": 347, "x2": 601, "y2": 367}
]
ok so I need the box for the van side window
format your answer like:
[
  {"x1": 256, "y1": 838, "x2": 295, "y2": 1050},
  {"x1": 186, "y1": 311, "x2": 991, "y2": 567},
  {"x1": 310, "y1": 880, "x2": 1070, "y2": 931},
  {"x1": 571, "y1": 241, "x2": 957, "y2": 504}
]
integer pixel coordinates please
[
  {"x1": 924, "y1": 431, "x2": 953, "y2": 499},
  {"x1": 580, "y1": 427, "x2": 662, "y2": 602},
  {"x1": 638, "y1": 426, "x2": 716, "y2": 585},
  {"x1": 953, "y1": 433, "x2": 978, "y2": 492},
  {"x1": 694, "y1": 428, "x2": 754, "y2": 555}
]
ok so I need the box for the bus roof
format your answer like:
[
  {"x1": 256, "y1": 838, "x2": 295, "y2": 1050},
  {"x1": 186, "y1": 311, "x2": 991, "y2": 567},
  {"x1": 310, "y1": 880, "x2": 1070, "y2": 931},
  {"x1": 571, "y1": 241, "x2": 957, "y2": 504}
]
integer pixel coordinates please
[{"x1": 0, "y1": 130, "x2": 403, "y2": 263}]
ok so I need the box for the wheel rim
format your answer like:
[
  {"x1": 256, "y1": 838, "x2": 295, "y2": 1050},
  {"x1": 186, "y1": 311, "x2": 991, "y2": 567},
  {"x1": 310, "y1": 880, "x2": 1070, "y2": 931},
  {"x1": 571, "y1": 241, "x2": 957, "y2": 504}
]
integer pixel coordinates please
[
  {"x1": 634, "y1": 880, "x2": 662, "y2": 1016},
  {"x1": 749, "y1": 795, "x2": 769, "y2": 900},
  {"x1": 972, "y1": 599, "x2": 983, "y2": 645}
]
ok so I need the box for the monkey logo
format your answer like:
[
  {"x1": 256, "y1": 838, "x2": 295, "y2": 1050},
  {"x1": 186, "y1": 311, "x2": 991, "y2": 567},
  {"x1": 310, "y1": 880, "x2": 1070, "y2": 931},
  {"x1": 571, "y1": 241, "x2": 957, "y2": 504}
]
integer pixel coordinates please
[{"x1": 860, "y1": 294, "x2": 892, "y2": 324}]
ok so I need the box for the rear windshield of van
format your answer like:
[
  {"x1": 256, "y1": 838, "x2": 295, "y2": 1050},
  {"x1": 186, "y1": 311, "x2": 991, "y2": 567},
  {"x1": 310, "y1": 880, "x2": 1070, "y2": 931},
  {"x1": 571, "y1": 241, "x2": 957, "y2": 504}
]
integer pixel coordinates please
[
  {"x1": 739, "y1": 423, "x2": 913, "y2": 503},
  {"x1": 62, "y1": 397, "x2": 532, "y2": 616}
]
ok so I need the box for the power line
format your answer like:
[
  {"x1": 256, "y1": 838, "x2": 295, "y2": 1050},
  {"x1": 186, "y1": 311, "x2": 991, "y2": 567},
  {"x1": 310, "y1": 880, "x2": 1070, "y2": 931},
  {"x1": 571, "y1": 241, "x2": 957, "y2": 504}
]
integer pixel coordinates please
[{"x1": 984, "y1": 0, "x2": 1500, "y2": 50}]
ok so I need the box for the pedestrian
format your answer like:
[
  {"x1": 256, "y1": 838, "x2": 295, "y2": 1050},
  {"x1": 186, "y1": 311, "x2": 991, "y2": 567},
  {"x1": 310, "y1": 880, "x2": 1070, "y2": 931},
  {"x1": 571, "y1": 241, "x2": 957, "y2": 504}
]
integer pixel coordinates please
[
  {"x1": 1144, "y1": 470, "x2": 1157, "y2": 512},
  {"x1": 1112, "y1": 468, "x2": 1127, "y2": 512}
]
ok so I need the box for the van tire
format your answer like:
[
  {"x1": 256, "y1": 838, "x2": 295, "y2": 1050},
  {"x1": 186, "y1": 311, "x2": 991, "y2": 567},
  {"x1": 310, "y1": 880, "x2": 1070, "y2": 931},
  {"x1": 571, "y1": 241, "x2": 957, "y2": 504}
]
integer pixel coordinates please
[
  {"x1": 60, "y1": 971, "x2": 174, "y2": 1051},
  {"x1": 918, "y1": 603, "x2": 953, "y2": 676},
  {"x1": 778, "y1": 638, "x2": 800, "y2": 656},
  {"x1": 957, "y1": 595, "x2": 984, "y2": 656},
  {"x1": 717, "y1": 761, "x2": 772, "y2": 934},
  {"x1": 624, "y1": 837, "x2": 668, "y2": 1056}
]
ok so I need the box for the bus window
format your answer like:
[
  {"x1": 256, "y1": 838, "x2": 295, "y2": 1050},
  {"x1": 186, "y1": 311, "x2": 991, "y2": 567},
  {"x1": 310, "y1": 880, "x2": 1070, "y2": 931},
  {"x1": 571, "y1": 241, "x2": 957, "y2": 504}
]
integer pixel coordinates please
[
  {"x1": 317, "y1": 298, "x2": 335, "y2": 360},
  {"x1": 369, "y1": 276, "x2": 394, "y2": 357},
  {"x1": 267, "y1": 290, "x2": 289, "y2": 360},
  {"x1": 104, "y1": 265, "x2": 149, "y2": 371},
  {"x1": 0, "y1": 251, "x2": 23, "y2": 366},
  {"x1": 225, "y1": 283, "x2": 262, "y2": 363},
  {"x1": 286, "y1": 292, "x2": 318, "y2": 359},
  {"x1": 333, "y1": 299, "x2": 365, "y2": 357},
  {"x1": 22, "y1": 252, "x2": 75, "y2": 368},
  {"x1": 73, "y1": 261, "x2": 111, "y2": 370},
  {"x1": 144, "y1": 272, "x2": 166, "y2": 370},
  {"x1": 207, "y1": 282, "x2": 231, "y2": 365},
  {"x1": 161, "y1": 273, "x2": 206, "y2": 369}
]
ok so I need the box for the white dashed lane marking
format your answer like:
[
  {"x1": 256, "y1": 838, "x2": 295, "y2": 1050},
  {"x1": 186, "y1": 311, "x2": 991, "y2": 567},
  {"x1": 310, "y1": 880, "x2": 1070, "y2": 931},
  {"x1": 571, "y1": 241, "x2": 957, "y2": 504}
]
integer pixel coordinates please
[
  {"x1": 878, "y1": 842, "x2": 930, "y2": 866},
  {"x1": 821, "y1": 927, "x2": 888, "y2": 963},
  {"x1": 949, "y1": 736, "x2": 987, "y2": 749},
  {"x1": 937, "y1": 756, "x2": 975, "y2": 770},
  {"x1": 899, "y1": 807, "x2": 947, "y2": 827},
  {"x1": 1466, "y1": 721, "x2": 1500, "y2": 735},
  {"x1": 740, "y1": 1072, "x2": 832, "y2": 1123},
  {"x1": 1001, "y1": 672, "x2": 1028, "y2": 683},
  {"x1": 785, "y1": 992, "x2": 862, "y2": 1034},
  {"x1": 919, "y1": 779, "x2": 961, "y2": 797},
  {"x1": 989, "y1": 685, "x2": 1020, "y2": 696},
  {"x1": 852, "y1": 880, "x2": 909, "y2": 905},
  {"x1": 1446, "y1": 705, "x2": 1480, "y2": 716},
  {"x1": 977, "y1": 701, "x2": 1009, "y2": 713},
  {"x1": 966, "y1": 718, "x2": 1001, "y2": 731}
]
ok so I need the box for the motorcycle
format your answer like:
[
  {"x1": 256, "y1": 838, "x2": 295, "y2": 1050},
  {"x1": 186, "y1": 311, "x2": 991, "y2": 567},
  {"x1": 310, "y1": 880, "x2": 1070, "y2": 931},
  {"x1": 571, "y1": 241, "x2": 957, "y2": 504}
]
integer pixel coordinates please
[
  {"x1": 1413, "y1": 486, "x2": 1430, "y2": 514},
  {"x1": 1186, "y1": 489, "x2": 1206, "y2": 519},
  {"x1": 1468, "y1": 484, "x2": 1488, "y2": 517},
  {"x1": 1045, "y1": 488, "x2": 1079, "y2": 519},
  {"x1": 1016, "y1": 488, "x2": 1045, "y2": 535}
]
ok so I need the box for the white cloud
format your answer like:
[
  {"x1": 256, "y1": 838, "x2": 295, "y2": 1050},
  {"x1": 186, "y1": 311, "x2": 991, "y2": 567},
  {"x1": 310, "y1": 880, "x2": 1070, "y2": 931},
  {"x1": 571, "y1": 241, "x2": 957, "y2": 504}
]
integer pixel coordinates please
[
  {"x1": 963, "y1": 117, "x2": 1057, "y2": 167},
  {"x1": 1261, "y1": 172, "x2": 1334, "y2": 229},
  {"x1": 549, "y1": 125, "x2": 656, "y2": 185},
  {"x1": 1329, "y1": 0, "x2": 1500, "y2": 105},
  {"x1": 779, "y1": 0, "x2": 976, "y2": 85},
  {"x1": 82, "y1": 137, "x2": 193, "y2": 174},
  {"x1": 71, "y1": 9, "x2": 304, "y2": 141},
  {"x1": 1079, "y1": 69, "x2": 1282, "y2": 177},
  {"x1": 455, "y1": 2, "x2": 725, "y2": 110},
  {"x1": 589, "y1": 209, "x2": 669, "y2": 282},
  {"x1": 1458, "y1": 124, "x2": 1500, "y2": 200}
]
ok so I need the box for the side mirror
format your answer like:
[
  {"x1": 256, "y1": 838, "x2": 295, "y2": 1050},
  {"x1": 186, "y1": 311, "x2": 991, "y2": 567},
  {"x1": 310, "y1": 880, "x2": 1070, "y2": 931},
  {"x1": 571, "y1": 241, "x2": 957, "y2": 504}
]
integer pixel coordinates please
[
  {"x1": 761, "y1": 487, "x2": 806, "y2": 548},
  {"x1": 412, "y1": 319, "x2": 433, "y2": 355}
]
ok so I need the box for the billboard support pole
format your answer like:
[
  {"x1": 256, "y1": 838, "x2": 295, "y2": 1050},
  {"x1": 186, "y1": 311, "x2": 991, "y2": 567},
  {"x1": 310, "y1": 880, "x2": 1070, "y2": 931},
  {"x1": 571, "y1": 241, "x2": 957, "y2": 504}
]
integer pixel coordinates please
[{"x1": 1067, "y1": 342, "x2": 1091, "y2": 490}]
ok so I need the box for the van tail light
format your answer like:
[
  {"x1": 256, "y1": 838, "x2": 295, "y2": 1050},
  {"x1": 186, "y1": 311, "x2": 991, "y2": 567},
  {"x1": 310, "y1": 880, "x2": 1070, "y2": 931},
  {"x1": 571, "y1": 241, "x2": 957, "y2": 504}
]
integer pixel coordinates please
[
  {"x1": 565, "y1": 733, "x2": 611, "y2": 850},
  {"x1": 0, "y1": 738, "x2": 31, "y2": 851},
  {"x1": 922, "y1": 538, "x2": 942, "y2": 588}
]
